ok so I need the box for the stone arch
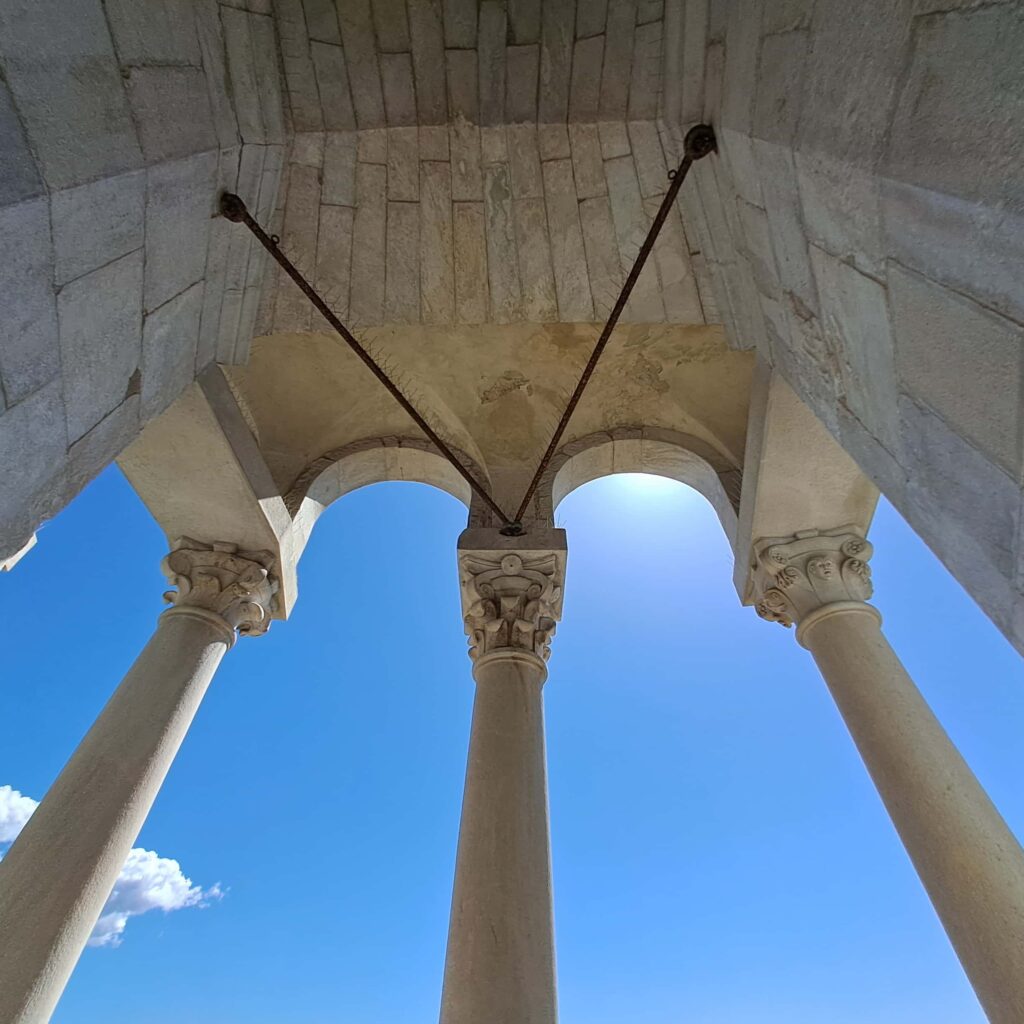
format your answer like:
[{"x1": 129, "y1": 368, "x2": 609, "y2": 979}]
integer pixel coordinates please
[
  {"x1": 533, "y1": 428, "x2": 742, "y2": 547},
  {"x1": 286, "y1": 436, "x2": 483, "y2": 547}
]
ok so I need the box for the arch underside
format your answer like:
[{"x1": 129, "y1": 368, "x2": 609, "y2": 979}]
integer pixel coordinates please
[{"x1": 235, "y1": 320, "x2": 753, "y2": 550}]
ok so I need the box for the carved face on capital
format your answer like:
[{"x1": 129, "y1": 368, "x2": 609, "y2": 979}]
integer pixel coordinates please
[{"x1": 807, "y1": 557, "x2": 836, "y2": 580}]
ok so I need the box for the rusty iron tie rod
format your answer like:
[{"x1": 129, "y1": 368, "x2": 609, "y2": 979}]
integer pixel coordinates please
[
  {"x1": 509, "y1": 122, "x2": 717, "y2": 528},
  {"x1": 219, "y1": 189, "x2": 515, "y2": 526},
  {"x1": 220, "y1": 122, "x2": 716, "y2": 535}
]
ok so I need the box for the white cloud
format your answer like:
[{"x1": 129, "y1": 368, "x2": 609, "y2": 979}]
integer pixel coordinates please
[
  {"x1": 0, "y1": 785, "x2": 221, "y2": 947},
  {"x1": 0, "y1": 784, "x2": 38, "y2": 842}
]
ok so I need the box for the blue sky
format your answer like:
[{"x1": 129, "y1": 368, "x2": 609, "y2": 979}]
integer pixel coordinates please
[{"x1": 1, "y1": 465, "x2": 1021, "y2": 1023}]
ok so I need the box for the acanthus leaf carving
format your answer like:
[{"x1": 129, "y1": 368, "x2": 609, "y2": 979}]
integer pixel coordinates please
[
  {"x1": 460, "y1": 550, "x2": 564, "y2": 663},
  {"x1": 162, "y1": 537, "x2": 279, "y2": 638}
]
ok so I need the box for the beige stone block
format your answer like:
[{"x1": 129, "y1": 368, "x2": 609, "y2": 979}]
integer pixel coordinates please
[
  {"x1": 141, "y1": 281, "x2": 203, "y2": 422},
  {"x1": 421, "y1": 162, "x2": 455, "y2": 324},
  {"x1": 125, "y1": 67, "x2": 217, "y2": 164},
  {"x1": 483, "y1": 163, "x2": 522, "y2": 323},
  {"x1": 505, "y1": 43, "x2": 539, "y2": 124},
  {"x1": 454, "y1": 203, "x2": 488, "y2": 324},
  {"x1": 52, "y1": 171, "x2": 145, "y2": 288},
  {"x1": 144, "y1": 151, "x2": 217, "y2": 312},
  {"x1": 58, "y1": 251, "x2": 142, "y2": 443},
  {"x1": 890, "y1": 265, "x2": 1023, "y2": 477},
  {"x1": 0, "y1": 80, "x2": 42, "y2": 205},
  {"x1": 0, "y1": 0, "x2": 142, "y2": 190},
  {"x1": 385, "y1": 202, "x2": 421, "y2": 323},
  {"x1": 409, "y1": 0, "x2": 447, "y2": 124},
  {"x1": 0, "y1": 199, "x2": 60, "y2": 407},
  {"x1": 569, "y1": 123, "x2": 606, "y2": 199},
  {"x1": 809, "y1": 245, "x2": 900, "y2": 452}
]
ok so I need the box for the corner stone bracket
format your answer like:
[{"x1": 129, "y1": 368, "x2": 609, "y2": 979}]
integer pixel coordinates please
[
  {"x1": 752, "y1": 527, "x2": 874, "y2": 631},
  {"x1": 162, "y1": 537, "x2": 279, "y2": 640}
]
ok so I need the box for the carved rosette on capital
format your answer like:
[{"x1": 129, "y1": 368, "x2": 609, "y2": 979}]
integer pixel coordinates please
[
  {"x1": 459, "y1": 551, "x2": 564, "y2": 664},
  {"x1": 752, "y1": 528, "x2": 876, "y2": 644},
  {"x1": 161, "y1": 537, "x2": 279, "y2": 642}
]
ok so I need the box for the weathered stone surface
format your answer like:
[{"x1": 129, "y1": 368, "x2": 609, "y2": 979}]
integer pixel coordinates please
[
  {"x1": 350, "y1": 162, "x2": 387, "y2": 324},
  {"x1": 387, "y1": 126, "x2": 420, "y2": 200},
  {"x1": 537, "y1": 123, "x2": 570, "y2": 161},
  {"x1": 0, "y1": 80, "x2": 42, "y2": 205},
  {"x1": 450, "y1": 121, "x2": 483, "y2": 200},
  {"x1": 627, "y1": 19, "x2": 661, "y2": 120},
  {"x1": 0, "y1": 199, "x2": 59, "y2": 407},
  {"x1": 141, "y1": 281, "x2": 203, "y2": 421},
  {"x1": 338, "y1": 0, "x2": 386, "y2": 127},
  {"x1": 103, "y1": 0, "x2": 202, "y2": 65},
  {"x1": 454, "y1": 202, "x2": 488, "y2": 323},
  {"x1": 277, "y1": 0, "x2": 324, "y2": 131},
  {"x1": 600, "y1": 0, "x2": 636, "y2": 120},
  {"x1": 323, "y1": 132, "x2": 358, "y2": 206},
  {"x1": 569, "y1": 34, "x2": 604, "y2": 123},
  {"x1": 900, "y1": 394, "x2": 1020, "y2": 639},
  {"x1": 507, "y1": 125, "x2": 543, "y2": 198},
  {"x1": 372, "y1": 0, "x2": 410, "y2": 51},
  {"x1": 51, "y1": 171, "x2": 145, "y2": 287},
  {"x1": 443, "y1": 0, "x2": 477, "y2": 48},
  {"x1": 604, "y1": 154, "x2": 664, "y2": 322},
  {"x1": 513, "y1": 197, "x2": 558, "y2": 322},
  {"x1": 385, "y1": 201, "x2": 421, "y2": 323},
  {"x1": 0, "y1": 380, "x2": 68, "y2": 558},
  {"x1": 538, "y1": 0, "x2": 573, "y2": 124},
  {"x1": 409, "y1": 0, "x2": 447, "y2": 124},
  {"x1": 569, "y1": 123, "x2": 606, "y2": 199},
  {"x1": 483, "y1": 163, "x2": 522, "y2": 323},
  {"x1": 421, "y1": 162, "x2": 455, "y2": 324},
  {"x1": 125, "y1": 66, "x2": 217, "y2": 164},
  {"x1": 446, "y1": 49, "x2": 478, "y2": 122},
  {"x1": 542, "y1": 159, "x2": 594, "y2": 321},
  {"x1": 578, "y1": 196, "x2": 623, "y2": 319},
  {"x1": 58, "y1": 250, "x2": 142, "y2": 443},
  {"x1": 381, "y1": 52, "x2": 418, "y2": 127},
  {"x1": 506, "y1": 44, "x2": 539, "y2": 124},
  {"x1": 890, "y1": 264, "x2": 1023, "y2": 478},
  {"x1": 478, "y1": 0, "x2": 507, "y2": 126},
  {"x1": 66, "y1": 394, "x2": 140, "y2": 499},
  {"x1": 809, "y1": 245, "x2": 900, "y2": 453},
  {"x1": 310, "y1": 42, "x2": 356, "y2": 131},
  {"x1": 598, "y1": 121, "x2": 630, "y2": 160},
  {"x1": 481, "y1": 125, "x2": 508, "y2": 166},
  {"x1": 0, "y1": 0, "x2": 142, "y2": 190},
  {"x1": 144, "y1": 151, "x2": 217, "y2": 312},
  {"x1": 316, "y1": 204, "x2": 353, "y2": 320}
]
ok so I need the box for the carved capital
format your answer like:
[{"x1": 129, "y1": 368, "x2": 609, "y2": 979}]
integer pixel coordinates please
[
  {"x1": 458, "y1": 529, "x2": 566, "y2": 665},
  {"x1": 752, "y1": 528, "x2": 874, "y2": 631},
  {"x1": 161, "y1": 538, "x2": 279, "y2": 640}
]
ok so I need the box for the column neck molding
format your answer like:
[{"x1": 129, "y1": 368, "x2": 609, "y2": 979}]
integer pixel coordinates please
[
  {"x1": 161, "y1": 537, "x2": 279, "y2": 644},
  {"x1": 458, "y1": 529, "x2": 566, "y2": 666},
  {"x1": 751, "y1": 527, "x2": 877, "y2": 647}
]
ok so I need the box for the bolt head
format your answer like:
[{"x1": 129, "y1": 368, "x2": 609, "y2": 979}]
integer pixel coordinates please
[
  {"x1": 683, "y1": 124, "x2": 717, "y2": 161},
  {"x1": 219, "y1": 192, "x2": 247, "y2": 222}
]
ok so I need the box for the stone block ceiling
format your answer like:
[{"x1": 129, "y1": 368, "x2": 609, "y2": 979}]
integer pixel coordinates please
[
  {"x1": 253, "y1": 0, "x2": 713, "y2": 332},
  {"x1": 276, "y1": 0, "x2": 668, "y2": 131}
]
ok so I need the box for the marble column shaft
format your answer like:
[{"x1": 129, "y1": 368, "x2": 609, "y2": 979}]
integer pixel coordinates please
[
  {"x1": 440, "y1": 531, "x2": 566, "y2": 1024},
  {"x1": 754, "y1": 528, "x2": 1024, "y2": 1024},
  {"x1": 0, "y1": 539, "x2": 277, "y2": 1024}
]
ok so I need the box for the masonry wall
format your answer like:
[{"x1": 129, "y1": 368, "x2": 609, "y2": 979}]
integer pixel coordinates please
[
  {"x1": 0, "y1": 0, "x2": 285, "y2": 559},
  {"x1": 660, "y1": 0, "x2": 1024, "y2": 652}
]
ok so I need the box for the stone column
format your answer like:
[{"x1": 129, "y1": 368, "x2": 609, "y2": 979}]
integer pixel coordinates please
[
  {"x1": 0, "y1": 538, "x2": 277, "y2": 1024},
  {"x1": 752, "y1": 528, "x2": 1024, "y2": 1024},
  {"x1": 439, "y1": 528, "x2": 567, "y2": 1024}
]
